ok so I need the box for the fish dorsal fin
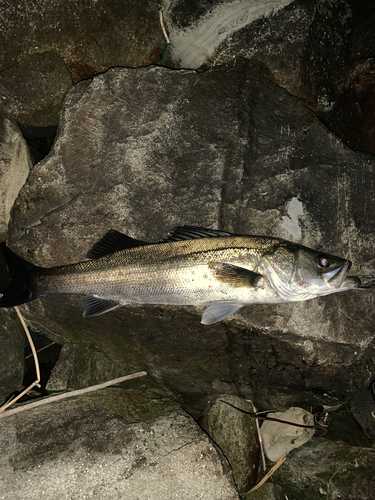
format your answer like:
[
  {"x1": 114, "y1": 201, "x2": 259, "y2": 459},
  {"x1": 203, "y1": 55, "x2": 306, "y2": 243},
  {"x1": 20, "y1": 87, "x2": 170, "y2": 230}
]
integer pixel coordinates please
[
  {"x1": 82, "y1": 296, "x2": 122, "y2": 317},
  {"x1": 165, "y1": 226, "x2": 232, "y2": 242},
  {"x1": 209, "y1": 263, "x2": 263, "y2": 288},
  {"x1": 201, "y1": 302, "x2": 244, "y2": 324},
  {"x1": 87, "y1": 229, "x2": 148, "y2": 259}
]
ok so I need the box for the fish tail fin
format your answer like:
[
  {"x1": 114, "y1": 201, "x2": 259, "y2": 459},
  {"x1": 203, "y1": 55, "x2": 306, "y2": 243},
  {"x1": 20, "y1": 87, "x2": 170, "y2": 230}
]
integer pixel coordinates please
[{"x1": 0, "y1": 243, "x2": 41, "y2": 307}]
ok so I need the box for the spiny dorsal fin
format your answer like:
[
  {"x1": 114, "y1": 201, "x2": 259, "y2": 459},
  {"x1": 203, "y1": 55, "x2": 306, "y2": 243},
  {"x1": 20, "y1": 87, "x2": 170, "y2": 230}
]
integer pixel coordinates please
[
  {"x1": 209, "y1": 262, "x2": 263, "y2": 288},
  {"x1": 87, "y1": 229, "x2": 148, "y2": 259},
  {"x1": 82, "y1": 296, "x2": 122, "y2": 317},
  {"x1": 165, "y1": 226, "x2": 232, "y2": 242}
]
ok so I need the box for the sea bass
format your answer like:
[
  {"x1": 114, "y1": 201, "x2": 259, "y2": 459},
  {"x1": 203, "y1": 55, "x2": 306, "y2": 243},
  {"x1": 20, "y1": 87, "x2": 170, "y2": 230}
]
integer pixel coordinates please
[{"x1": 0, "y1": 226, "x2": 361, "y2": 324}]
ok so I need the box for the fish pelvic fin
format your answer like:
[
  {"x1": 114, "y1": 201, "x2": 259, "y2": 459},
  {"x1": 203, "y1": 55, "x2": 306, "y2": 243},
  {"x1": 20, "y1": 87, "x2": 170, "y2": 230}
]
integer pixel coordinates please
[
  {"x1": 201, "y1": 302, "x2": 245, "y2": 325},
  {"x1": 0, "y1": 243, "x2": 41, "y2": 307},
  {"x1": 82, "y1": 295, "x2": 122, "y2": 317},
  {"x1": 209, "y1": 263, "x2": 263, "y2": 288},
  {"x1": 87, "y1": 229, "x2": 149, "y2": 259}
]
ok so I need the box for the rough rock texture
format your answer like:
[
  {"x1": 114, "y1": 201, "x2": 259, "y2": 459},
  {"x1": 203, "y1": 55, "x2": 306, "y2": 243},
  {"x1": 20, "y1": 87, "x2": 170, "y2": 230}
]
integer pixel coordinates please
[
  {"x1": 324, "y1": 58, "x2": 375, "y2": 155},
  {"x1": 0, "y1": 51, "x2": 73, "y2": 127},
  {"x1": 0, "y1": 308, "x2": 25, "y2": 403},
  {"x1": 46, "y1": 342, "x2": 126, "y2": 391},
  {"x1": 204, "y1": 395, "x2": 259, "y2": 492},
  {"x1": 161, "y1": 0, "x2": 353, "y2": 114},
  {"x1": 0, "y1": 117, "x2": 33, "y2": 241},
  {"x1": 0, "y1": 0, "x2": 162, "y2": 77},
  {"x1": 0, "y1": 0, "x2": 162, "y2": 126},
  {"x1": 272, "y1": 438, "x2": 375, "y2": 500},
  {"x1": 260, "y1": 407, "x2": 315, "y2": 462},
  {"x1": 6, "y1": 60, "x2": 375, "y2": 419},
  {"x1": 243, "y1": 483, "x2": 284, "y2": 500},
  {"x1": 0, "y1": 389, "x2": 239, "y2": 500}
]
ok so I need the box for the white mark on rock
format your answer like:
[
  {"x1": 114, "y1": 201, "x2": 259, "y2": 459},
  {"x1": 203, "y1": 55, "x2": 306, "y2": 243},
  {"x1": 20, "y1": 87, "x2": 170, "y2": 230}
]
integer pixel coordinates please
[
  {"x1": 165, "y1": 0, "x2": 295, "y2": 68},
  {"x1": 281, "y1": 197, "x2": 304, "y2": 241}
]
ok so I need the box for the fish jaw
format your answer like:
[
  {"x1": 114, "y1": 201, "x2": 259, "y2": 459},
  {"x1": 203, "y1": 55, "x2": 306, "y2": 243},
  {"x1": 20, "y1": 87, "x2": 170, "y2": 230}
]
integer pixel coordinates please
[{"x1": 323, "y1": 260, "x2": 350, "y2": 289}]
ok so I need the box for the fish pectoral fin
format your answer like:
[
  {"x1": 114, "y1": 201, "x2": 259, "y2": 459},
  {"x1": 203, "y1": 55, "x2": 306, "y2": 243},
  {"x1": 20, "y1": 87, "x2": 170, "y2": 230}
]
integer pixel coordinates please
[
  {"x1": 87, "y1": 229, "x2": 149, "y2": 259},
  {"x1": 201, "y1": 302, "x2": 245, "y2": 325},
  {"x1": 82, "y1": 296, "x2": 122, "y2": 317},
  {"x1": 209, "y1": 262, "x2": 263, "y2": 288}
]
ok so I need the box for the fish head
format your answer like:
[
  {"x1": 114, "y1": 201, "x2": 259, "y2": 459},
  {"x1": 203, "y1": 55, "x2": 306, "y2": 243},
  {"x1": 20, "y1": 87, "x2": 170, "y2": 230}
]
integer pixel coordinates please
[{"x1": 262, "y1": 243, "x2": 360, "y2": 300}]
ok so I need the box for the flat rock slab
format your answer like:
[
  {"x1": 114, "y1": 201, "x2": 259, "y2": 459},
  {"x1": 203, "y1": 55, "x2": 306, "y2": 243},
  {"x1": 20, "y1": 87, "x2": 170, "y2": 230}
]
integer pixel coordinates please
[{"x1": 0, "y1": 389, "x2": 239, "y2": 500}]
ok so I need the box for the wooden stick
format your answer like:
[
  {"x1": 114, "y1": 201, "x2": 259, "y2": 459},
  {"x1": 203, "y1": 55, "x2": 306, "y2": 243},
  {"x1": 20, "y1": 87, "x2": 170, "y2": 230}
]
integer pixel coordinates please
[
  {"x1": 0, "y1": 371, "x2": 147, "y2": 419},
  {"x1": 0, "y1": 307, "x2": 42, "y2": 413},
  {"x1": 159, "y1": 7, "x2": 171, "y2": 44},
  {"x1": 245, "y1": 455, "x2": 286, "y2": 494}
]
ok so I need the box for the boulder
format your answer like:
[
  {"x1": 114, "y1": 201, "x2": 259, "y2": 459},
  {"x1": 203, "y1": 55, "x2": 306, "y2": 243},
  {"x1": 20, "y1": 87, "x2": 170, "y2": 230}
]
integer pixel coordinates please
[
  {"x1": 160, "y1": 0, "x2": 353, "y2": 114},
  {"x1": 272, "y1": 438, "x2": 375, "y2": 499},
  {"x1": 0, "y1": 51, "x2": 72, "y2": 127},
  {"x1": 0, "y1": 308, "x2": 25, "y2": 403},
  {"x1": 0, "y1": 0, "x2": 162, "y2": 78},
  {"x1": 324, "y1": 58, "x2": 375, "y2": 155},
  {"x1": 6, "y1": 59, "x2": 375, "y2": 417},
  {"x1": 204, "y1": 395, "x2": 260, "y2": 492},
  {"x1": 0, "y1": 0, "x2": 163, "y2": 126},
  {"x1": 46, "y1": 342, "x2": 131, "y2": 391},
  {"x1": 0, "y1": 116, "x2": 33, "y2": 241},
  {"x1": 0, "y1": 388, "x2": 240, "y2": 499}
]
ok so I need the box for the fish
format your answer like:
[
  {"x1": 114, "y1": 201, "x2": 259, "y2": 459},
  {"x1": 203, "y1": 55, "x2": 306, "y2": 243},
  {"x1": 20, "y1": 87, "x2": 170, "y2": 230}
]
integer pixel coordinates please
[{"x1": 0, "y1": 226, "x2": 361, "y2": 324}]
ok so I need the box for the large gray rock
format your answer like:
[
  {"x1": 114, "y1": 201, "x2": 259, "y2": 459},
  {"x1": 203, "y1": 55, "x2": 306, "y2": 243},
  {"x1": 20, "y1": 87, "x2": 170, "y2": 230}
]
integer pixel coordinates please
[
  {"x1": 6, "y1": 59, "x2": 375, "y2": 417},
  {"x1": 0, "y1": 0, "x2": 163, "y2": 126},
  {"x1": 272, "y1": 438, "x2": 375, "y2": 499},
  {"x1": 0, "y1": 51, "x2": 73, "y2": 127},
  {"x1": 0, "y1": 308, "x2": 25, "y2": 403},
  {"x1": 205, "y1": 395, "x2": 259, "y2": 492},
  {"x1": 0, "y1": 0, "x2": 162, "y2": 76},
  {"x1": 0, "y1": 389, "x2": 240, "y2": 499},
  {"x1": 0, "y1": 116, "x2": 33, "y2": 241},
  {"x1": 161, "y1": 0, "x2": 353, "y2": 114}
]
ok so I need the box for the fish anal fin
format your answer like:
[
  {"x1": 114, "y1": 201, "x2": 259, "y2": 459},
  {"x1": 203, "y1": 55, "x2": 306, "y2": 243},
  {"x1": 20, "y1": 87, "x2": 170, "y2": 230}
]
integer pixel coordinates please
[
  {"x1": 82, "y1": 296, "x2": 122, "y2": 317},
  {"x1": 87, "y1": 229, "x2": 149, "y2": 259},
  {"x1": 209, "y1": 262, "x2": 262, "y2": 288},
  {"x1": 164, "y1": 226, "x2": 232, "y2": 242},
  {"x1": 201, "y1": 302, "x2": 244, "y2": 325}
]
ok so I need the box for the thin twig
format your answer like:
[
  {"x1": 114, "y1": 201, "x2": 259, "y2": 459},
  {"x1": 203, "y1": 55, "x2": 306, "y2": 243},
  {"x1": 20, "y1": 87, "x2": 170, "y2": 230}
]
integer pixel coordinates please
[
  {"x1": 25, "y1": 342, "x2": 56, "y2": 359},
  {"x1": 159, "y1": 7, "x2": 171, "y2": 44},
  {"x1": 0, "y1": 371, "x2": 147, "y2": 419},
  {"x1": 245, "y1": 455, "x2": 286, "y2": 494},
  {"x1": 0, "y1": 307, "x2": 41, "y2": 413},
  {"x1": 246, "y1": 399, "x2": 266, "y2": 473},
  {"x1": 221, "y1": 400, "x2": 316, "y2": 430}
]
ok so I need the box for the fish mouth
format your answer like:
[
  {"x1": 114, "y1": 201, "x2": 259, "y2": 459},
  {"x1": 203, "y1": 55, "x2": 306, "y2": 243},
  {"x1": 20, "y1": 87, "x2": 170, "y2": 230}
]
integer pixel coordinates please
[{"x1": 324, "y1": 260, "x2": 351, "y2": 289}]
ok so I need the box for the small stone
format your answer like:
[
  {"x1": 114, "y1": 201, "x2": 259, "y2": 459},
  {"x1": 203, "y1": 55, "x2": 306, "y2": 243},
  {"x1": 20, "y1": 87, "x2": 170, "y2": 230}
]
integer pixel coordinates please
[{"x1": 260, "y1": 407, "x2": 315, "y2": 462}]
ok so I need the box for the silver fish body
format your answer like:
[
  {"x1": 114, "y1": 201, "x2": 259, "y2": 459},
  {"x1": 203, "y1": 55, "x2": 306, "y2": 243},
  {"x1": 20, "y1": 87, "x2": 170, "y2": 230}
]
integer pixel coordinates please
[{"x1": 0, "y1": 227, "x2": 360, "y2": 324}]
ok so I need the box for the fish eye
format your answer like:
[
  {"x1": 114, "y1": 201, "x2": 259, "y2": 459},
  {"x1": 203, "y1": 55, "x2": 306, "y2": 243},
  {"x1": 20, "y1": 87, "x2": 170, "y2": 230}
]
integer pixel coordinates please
[{"x1": 317, "y1": 254, "x2": 331, "y2": 268}]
